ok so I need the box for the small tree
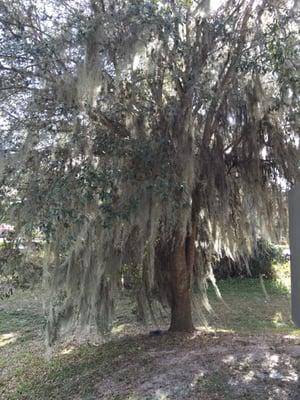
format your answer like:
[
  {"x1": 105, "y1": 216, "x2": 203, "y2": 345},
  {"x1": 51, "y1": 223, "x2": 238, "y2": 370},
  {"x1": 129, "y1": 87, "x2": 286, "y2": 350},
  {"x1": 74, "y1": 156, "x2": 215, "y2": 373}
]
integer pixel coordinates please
[{"x1": 0, "y1": 0, "x2": 299, "y2": 344}]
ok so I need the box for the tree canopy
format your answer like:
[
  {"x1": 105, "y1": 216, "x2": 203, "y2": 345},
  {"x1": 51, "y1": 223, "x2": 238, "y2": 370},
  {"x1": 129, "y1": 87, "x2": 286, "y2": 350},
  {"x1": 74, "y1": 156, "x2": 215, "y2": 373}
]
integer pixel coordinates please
[{"x1": 0, "y1": 0, "x2": 299, "y2": 345}]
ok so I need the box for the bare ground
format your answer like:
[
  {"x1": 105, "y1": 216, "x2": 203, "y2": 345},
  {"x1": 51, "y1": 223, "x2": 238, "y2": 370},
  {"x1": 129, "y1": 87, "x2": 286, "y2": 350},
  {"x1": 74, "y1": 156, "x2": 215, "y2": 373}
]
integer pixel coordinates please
[{"x1": 1, "y1": 282, "x2": 300, "y2": 400}]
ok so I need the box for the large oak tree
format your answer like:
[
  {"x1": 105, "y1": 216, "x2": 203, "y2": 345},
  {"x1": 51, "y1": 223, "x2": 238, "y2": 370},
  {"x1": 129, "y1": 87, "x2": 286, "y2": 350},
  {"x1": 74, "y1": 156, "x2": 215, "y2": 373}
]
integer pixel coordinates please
[{"x1": 0, "y1": 0, "x2": 299, "y2": 344}]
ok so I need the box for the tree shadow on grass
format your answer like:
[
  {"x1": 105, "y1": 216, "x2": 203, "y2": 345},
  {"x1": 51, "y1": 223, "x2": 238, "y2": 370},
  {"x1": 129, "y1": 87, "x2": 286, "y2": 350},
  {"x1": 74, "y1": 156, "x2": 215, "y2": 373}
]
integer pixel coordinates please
[
  {"x1": 2, "y1": 280, "x2": 300, "y2": 400},
  {"x1": 0, "y1": 308, "x2": 46, "y2": 347},
  {"x1": 5, "y1": 331, "x2": 300, "y2": 400},
  {"x1": 0, "y1": 309, "x2": 45, "y2": 332}
]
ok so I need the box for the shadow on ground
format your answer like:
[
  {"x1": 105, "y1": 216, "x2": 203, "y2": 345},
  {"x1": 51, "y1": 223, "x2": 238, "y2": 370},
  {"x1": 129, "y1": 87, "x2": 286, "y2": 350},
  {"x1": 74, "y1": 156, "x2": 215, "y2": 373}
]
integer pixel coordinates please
[
  {"x1": 2, "y1": 331, "x2": 300, "y2": 400},
  {"x1": 1, "y1": 280, "x2": 300, "y2": 400}
]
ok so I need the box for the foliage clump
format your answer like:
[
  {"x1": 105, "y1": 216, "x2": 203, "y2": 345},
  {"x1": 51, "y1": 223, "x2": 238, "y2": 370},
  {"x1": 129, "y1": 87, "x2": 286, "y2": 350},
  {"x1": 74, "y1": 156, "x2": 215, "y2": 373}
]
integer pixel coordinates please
[
  {"x1": 0, "y1": 239, "x2": 43, "y2": 289},
  {"x1": 214, "y1": 239, "x2": 283, "y2": 280}
]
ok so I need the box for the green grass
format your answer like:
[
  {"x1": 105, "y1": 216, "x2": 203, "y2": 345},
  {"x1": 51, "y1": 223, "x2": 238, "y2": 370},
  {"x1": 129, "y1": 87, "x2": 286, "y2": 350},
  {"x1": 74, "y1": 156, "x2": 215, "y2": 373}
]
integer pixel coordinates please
[
  {"x1": 203, "y1": 277, "x2": 294, "y2": 334},
  {"x1": 6, "y1": 343, "x2": 125, "y2": 400},
  {"x1": 0, "y1": 309, "x2": 45, "y2": 333},
  {"x1": 0, "y1": 263, "x2": 299, "y2": 400}
]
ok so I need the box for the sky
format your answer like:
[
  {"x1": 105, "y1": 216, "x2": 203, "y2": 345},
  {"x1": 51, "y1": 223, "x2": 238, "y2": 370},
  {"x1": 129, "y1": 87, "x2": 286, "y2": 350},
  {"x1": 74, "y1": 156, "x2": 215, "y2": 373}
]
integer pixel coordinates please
[{"x1": 210, "y1": 0, "x2": 224, "y2": 12}]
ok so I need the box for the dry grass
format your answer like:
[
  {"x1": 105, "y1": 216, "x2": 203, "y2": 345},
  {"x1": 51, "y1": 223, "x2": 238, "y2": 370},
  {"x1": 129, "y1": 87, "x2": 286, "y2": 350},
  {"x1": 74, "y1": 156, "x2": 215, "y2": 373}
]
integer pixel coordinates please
[{"x1": 1, "y1": 268, "x2": 300, "y2": 400}]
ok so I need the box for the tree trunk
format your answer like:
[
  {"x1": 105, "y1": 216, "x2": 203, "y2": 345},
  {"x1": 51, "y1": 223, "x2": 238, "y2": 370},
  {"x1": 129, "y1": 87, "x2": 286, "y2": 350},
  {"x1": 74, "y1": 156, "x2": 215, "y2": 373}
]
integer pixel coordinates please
[{"x1": 168, "y1": 227, "x2": 196, "y2": 332}]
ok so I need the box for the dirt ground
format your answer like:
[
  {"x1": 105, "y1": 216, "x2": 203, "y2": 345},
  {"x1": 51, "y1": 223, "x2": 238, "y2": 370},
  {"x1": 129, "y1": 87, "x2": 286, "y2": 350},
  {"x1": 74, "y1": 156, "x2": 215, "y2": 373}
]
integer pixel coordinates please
[
  {"x1": 1, "y1": 283, "x2": 300, "y2": 400},
  {"x1": 82, "y1": 330, "x2": 300, "y2": 400}
]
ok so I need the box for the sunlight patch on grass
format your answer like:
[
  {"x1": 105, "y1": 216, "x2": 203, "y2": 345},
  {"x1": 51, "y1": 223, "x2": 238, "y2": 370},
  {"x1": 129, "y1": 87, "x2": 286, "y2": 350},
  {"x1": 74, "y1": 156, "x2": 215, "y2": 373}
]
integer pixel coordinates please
[
  {"x1": 111, "y1": 323, "x2": 128, "y2": 334},
  {"x1": 272, "y1": 311, "x2": 289, "y2": 328},
  {"x1": 59, "y1": 345, "x2": 76, "y2": 355},
  {"x1": 242, "y1": 369, "x2": 256, "y2": 383},
  {"x1": 222, "y1": 354, "x2": 236, "y2": 364},
  {"x1": 283, "y1": 330, "x2": 300, "y2": 338},
  {"x1": 273, "y1": 261, "x2": 291, "y2": 291},
  {"x1": 154, "y1": 389, "x2": 170, "y2": 400},
  {"x1": 193, "y1": 327, "x2": 235, "y2": 337},
  {"x1": 0, "y1": 332, "x2": 19, "y2": 347}
]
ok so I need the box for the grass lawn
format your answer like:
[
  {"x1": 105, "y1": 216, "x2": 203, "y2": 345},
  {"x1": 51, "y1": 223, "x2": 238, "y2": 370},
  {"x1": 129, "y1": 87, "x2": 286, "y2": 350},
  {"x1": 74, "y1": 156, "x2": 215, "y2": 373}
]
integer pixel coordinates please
[
  {"x1": 205, "y1": 278, "x2": 294, "y2": 335},
  {"x1": 1, "y1": 263, "x2": 300, "y2": 400}
]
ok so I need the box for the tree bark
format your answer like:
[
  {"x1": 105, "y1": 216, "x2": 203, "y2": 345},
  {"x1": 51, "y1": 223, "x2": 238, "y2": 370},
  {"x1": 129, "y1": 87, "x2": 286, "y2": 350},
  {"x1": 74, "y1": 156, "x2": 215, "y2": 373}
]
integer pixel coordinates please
[{"x1": 168, "y1": 227, "x2": 196, "y2": 332}]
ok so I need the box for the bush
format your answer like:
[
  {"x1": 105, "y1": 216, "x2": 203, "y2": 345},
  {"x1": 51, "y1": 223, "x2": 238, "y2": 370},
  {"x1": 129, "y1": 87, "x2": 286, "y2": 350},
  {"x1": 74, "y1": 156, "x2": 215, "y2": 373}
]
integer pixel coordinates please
[
  {"x1": 0, "y1": 240, "x2": 43, "y2": 289},
  {"x1": 214, "y1": 239, "x2": 282, "y2": 280}
]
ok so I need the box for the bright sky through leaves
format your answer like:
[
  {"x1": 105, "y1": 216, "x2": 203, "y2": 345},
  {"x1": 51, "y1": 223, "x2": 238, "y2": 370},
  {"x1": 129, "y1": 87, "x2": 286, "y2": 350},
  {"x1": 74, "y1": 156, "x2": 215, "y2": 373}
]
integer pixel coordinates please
[{"x1": 210, "y1": 0, "x2": 224, "y2": 11}]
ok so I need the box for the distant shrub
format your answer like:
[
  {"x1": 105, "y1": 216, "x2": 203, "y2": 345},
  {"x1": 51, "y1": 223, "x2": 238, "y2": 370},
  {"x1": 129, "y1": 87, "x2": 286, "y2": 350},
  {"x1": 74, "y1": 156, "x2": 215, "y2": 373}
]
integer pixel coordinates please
[
  {"x1": 214, "y1": 239, "x2": 282, "y2": 280},
  {"x1": 0, "y1": 240, "x2": 43, "y2": 289}
]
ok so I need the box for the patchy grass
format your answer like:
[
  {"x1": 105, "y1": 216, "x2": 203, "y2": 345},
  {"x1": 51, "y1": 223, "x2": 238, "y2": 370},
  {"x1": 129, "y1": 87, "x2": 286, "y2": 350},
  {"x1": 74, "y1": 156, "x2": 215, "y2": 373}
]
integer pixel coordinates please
[
  {"x1": 203, "y1": 277, "x2": 295, "y2": 335},
  {"x1": 1, "y1": 266, "x2": 300, "y2": 400},
  {"x1": 273, "y1": 260, "x2": 291, "y2": 290}
]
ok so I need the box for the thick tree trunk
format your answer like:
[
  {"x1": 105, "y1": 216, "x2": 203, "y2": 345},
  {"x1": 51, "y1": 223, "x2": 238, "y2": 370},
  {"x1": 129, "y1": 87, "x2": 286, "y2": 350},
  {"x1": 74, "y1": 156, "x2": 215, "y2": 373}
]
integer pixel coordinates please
[{"x1": 168, "y1": 227, "x2": 196, "y2": 332}]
